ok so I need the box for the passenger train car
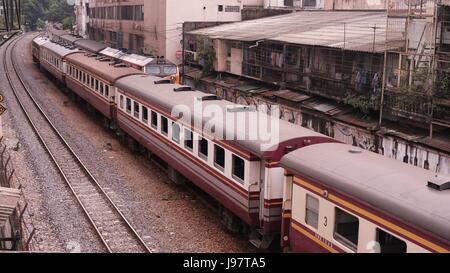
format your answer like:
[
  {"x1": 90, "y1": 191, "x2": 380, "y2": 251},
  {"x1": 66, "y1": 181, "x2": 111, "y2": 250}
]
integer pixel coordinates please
[
  {"x1": 280, "y1": 143, "x2": 450, "y2": 253},
  {"x1": 32, "y1": 37, "x2": 450, "y2": 253},
  {"x1": 42, "y1": 31, "x2": 179, "y2": 81}
]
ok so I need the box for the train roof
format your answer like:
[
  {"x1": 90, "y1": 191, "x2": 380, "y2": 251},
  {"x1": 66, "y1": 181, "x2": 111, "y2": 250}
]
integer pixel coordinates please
[
  {"x1": 60, "y1": 34, "x2": 84, "y2": 44},
  {"x1": 32, "y1": 36, "x2": 50, "y2": 46},
  {"x1": 100, "y1": 47, "x2": 155, "y2": 67},
  {"x1": 40, "y1": 41, "x2": 82, "y2": 58},
  {"x1": 74, "y1": 39, "x2": 108, "y2": 53},
  {"x1": 116, "y1": 74, "x2": 329, "y2": 157},
  {"x1": 65, "y1": 53, "x2": 144, "y2": 84},
  {"x1": 280, "y1": 142, "x2": 450, "y2": 242}
]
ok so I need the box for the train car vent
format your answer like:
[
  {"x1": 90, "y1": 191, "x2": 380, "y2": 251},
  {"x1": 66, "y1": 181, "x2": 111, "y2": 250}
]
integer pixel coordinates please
[
  {"x1": 198, "y1": 95, "x2": 221, "y2": 101},
  {"x1": 155, "y1": 79, "x2": 171, "y2": 85},
  {"x1": 427, "y1": 175, "x2": 450, "y2": 191},
  {"x1": 227, "y1": 105, "x2": 256, "y2": 112},
  {"x1": 173, "y1": 86, "x2": 192, "y2": 92},
  {"x1": 114, "y1": 64, "x2": 128, "y2": 68}
]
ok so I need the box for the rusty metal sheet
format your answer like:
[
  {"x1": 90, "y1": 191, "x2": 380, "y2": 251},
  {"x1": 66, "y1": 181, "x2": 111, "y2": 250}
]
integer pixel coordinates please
[
  {"x1": 272, "y1": 89, "x2": 311, "y2": 103},
  {"x1": 302, "y1": 98, "x2": 346, "y2": 116}
]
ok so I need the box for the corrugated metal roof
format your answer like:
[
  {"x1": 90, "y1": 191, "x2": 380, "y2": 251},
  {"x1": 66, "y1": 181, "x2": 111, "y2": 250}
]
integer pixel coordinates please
[
  {"x1": 272, "y1": 90, "x2": 311, "y2": 103},
  {"x1": 188, "y1": 11, "x2": 406, "y2": 53},
  {"x1": 100, "y1": 47, "x2": 154, "y2": 67},
  {"x1": 0, "y1": 187, "x2": 21, "y2": 227},
  {"x1": 302, "y1": 98, "x2": 347, "y2": 116}
]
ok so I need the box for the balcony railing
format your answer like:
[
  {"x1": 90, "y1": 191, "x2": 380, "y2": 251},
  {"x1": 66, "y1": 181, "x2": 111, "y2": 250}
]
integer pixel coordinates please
[{"x1": 384, "y1": 91, "x2": 433, "y2": 121}]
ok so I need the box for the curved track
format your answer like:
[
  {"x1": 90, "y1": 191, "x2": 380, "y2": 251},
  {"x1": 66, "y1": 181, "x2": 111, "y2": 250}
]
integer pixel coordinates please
[{"x1": 2, "y1": 34, "x2": 151, "y2": 253}]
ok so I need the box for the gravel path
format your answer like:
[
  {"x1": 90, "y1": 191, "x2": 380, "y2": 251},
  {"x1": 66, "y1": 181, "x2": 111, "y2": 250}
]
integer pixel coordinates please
[
  {"x1": 0, "y1": 35, "x2": 106, "y2": 252},
  {"x1": 1, "y1": 33, "x2": 254, "y2": 253}
]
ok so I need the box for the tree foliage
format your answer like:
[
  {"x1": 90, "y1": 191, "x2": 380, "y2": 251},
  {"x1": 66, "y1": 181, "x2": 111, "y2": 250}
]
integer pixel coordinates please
[
  {"x1": 196, "y1": 37, "x2": 216, "y2": 76},
  {"x1": 22, "y1": 0, "x2": 74, "y2": 30}
]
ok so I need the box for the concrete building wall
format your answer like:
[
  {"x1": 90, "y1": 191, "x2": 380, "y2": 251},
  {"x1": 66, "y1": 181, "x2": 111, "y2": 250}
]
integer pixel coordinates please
[
  {"x1": 143, "y1": 0, "x2": 166, "y2": 57},
  {"x1": 165, "y1": 0, "x2": 243, "y2": 63},
  {"x1": 87, "y1": 0, "x2": 242, "y2": 63},
  {"x1": 75, "y1": 0, "x2": 89, "y2": 37}
]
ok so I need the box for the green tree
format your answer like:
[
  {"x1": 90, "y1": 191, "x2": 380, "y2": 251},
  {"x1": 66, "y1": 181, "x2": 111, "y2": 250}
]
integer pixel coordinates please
[
  {"x1": 196, "y1": 37, "x2": 216, "y2": 76},
  {"x1": 21, "y1": 0, "x2": 74, "y2": 30}
]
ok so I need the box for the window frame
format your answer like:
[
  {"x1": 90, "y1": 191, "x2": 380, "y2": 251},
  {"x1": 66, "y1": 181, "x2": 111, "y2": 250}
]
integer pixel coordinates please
[
  {"x1": 333, "y1": 207, "x2": 360, "y2": 252},
  {"x1": 133, "y1": 101, "x2": 140, "y2": 118},
  {"x1": 232, "y1": 154, "x2": 245, "y2": 183},
  {"x1": 305, "y1": 194, "x2": 319, "y2": 230},
  {"x1": 214, "y1": 144, "x2": 225, "y2": 171},
  {"x1": 161, "y1": 116, "x2": 169, "y2": 135},
  {"x1": 172, "y1": 122, "x2": 181, "y2": 144},
  {"x1": 198, "y1": 136, "x2": 208, "y2": 161},
  {"x1": 126, "y1": 98, "x2": 132, "y2": 114},
  {"x1": 142, "y1": 105, "x2": 148, "y2": 123},
  {"x1": 151, "y1": 111, "x2": 158, "y2": 129}
]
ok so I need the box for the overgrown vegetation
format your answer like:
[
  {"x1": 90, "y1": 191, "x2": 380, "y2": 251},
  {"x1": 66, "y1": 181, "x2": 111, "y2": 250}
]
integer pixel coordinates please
[
  {"x1": 196, "y1": 37, "x2": 216, "y2": 76},
  {"x1": 343, "y1": 93, "x2": 380, "y2": 115},
  {"x1": 22, "y1": 0, "x2": 74, "y2": 30},
  {"x1": 434, "y1": 71, "x2": 450, "y2": 99}
]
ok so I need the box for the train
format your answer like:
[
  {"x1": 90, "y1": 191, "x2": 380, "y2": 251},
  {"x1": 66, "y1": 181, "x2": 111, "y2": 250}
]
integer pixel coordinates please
[
  {"x1": 35, "y1": 31, "x2": 180, "y2": 82},
  {"x1": 31, "y1": 35, "x2": 450, "y2": 253}
]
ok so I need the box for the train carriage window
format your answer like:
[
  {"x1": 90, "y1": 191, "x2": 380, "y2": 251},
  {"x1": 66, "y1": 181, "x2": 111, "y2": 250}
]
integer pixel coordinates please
[
  {"x1": 305, "y1": 195, "x2": 319, "y2": 229},
  {"x1": 214, "y1": 145, "x2": 225, "y2": 171},
  {"x1": 91, "y1": 77, "x2": 95, "y2": 89},
  {"x1": 232, "y1": 155, "x2": 245, "y2": 183},
  {"x1": 119, "y1": 95, "x2": 124, "y2": 109},
  {"x1": 134, "y1": 101, "x2": 140, "y2": 118},
  {"x1": 105, "y1": 85, "x2": 110, "y2": 97},
  {"x1": 376, "y1": 228, "x2": 407, "y2": 253},
  {"x1": 100, "y1": 82, "x2": 104, "y2": 95},
  {"x1": 142, "y1": 106, "x2": 148, "y2": 123},
  {"x1": 151, "y1": 111, "x2": 158, "y2": 129},
  {"x1": 161, "y1": 116, "x2": 169, "y2": 135},
  {"x1": 172, "y1": 123, "x2": 181, "y2": 143},
  {"x1": 334, "y1": 208, "x2": 359, "y2": 252},
  {"x1": 184, "y1": 129, "x2": 193, "y2": 151},
  {"x1": 83, "y1": 73, "x2": 86, "y2": 84},
  {"x1": 198, "y1": 137, "x2": 208, "y2": 160},
  {"x1": 95, "y1": 79, "x2": 99, "y2": 91},
  {"x1": 87, "y1": 75, "x2": 90, "y2": 86},
  {"x1": 126, "y1": 98, "x2": 132, "y2": 114}
]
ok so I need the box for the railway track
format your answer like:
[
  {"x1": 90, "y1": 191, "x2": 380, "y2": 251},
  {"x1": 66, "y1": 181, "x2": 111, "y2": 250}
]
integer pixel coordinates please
[{"x1": 2, "y1": 34, "x2": 151, "y2": 253}]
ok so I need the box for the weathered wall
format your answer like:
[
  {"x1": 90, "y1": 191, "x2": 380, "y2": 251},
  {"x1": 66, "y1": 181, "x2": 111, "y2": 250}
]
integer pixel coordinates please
[{"x1": 185, "y1": 75, "x2": 450, "y2": 176}]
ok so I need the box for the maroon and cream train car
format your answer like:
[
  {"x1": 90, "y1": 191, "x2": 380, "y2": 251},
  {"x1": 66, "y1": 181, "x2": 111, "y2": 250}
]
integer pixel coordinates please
[
  {"x1": 39, "y1": 42, "x2": 81, "y2": 83},
  {"x1": 32, "y1": 36, "x2": 49, "y2": 63},
  {"x1": 114, "y1": 75, "x2": 336, "y2": 244},
  {"x1": 64, "y1": 53, "x2": 144, "y2": 120},
  {"x1": 280, "y1": 142, "x2": 450, "y2": 253}
]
